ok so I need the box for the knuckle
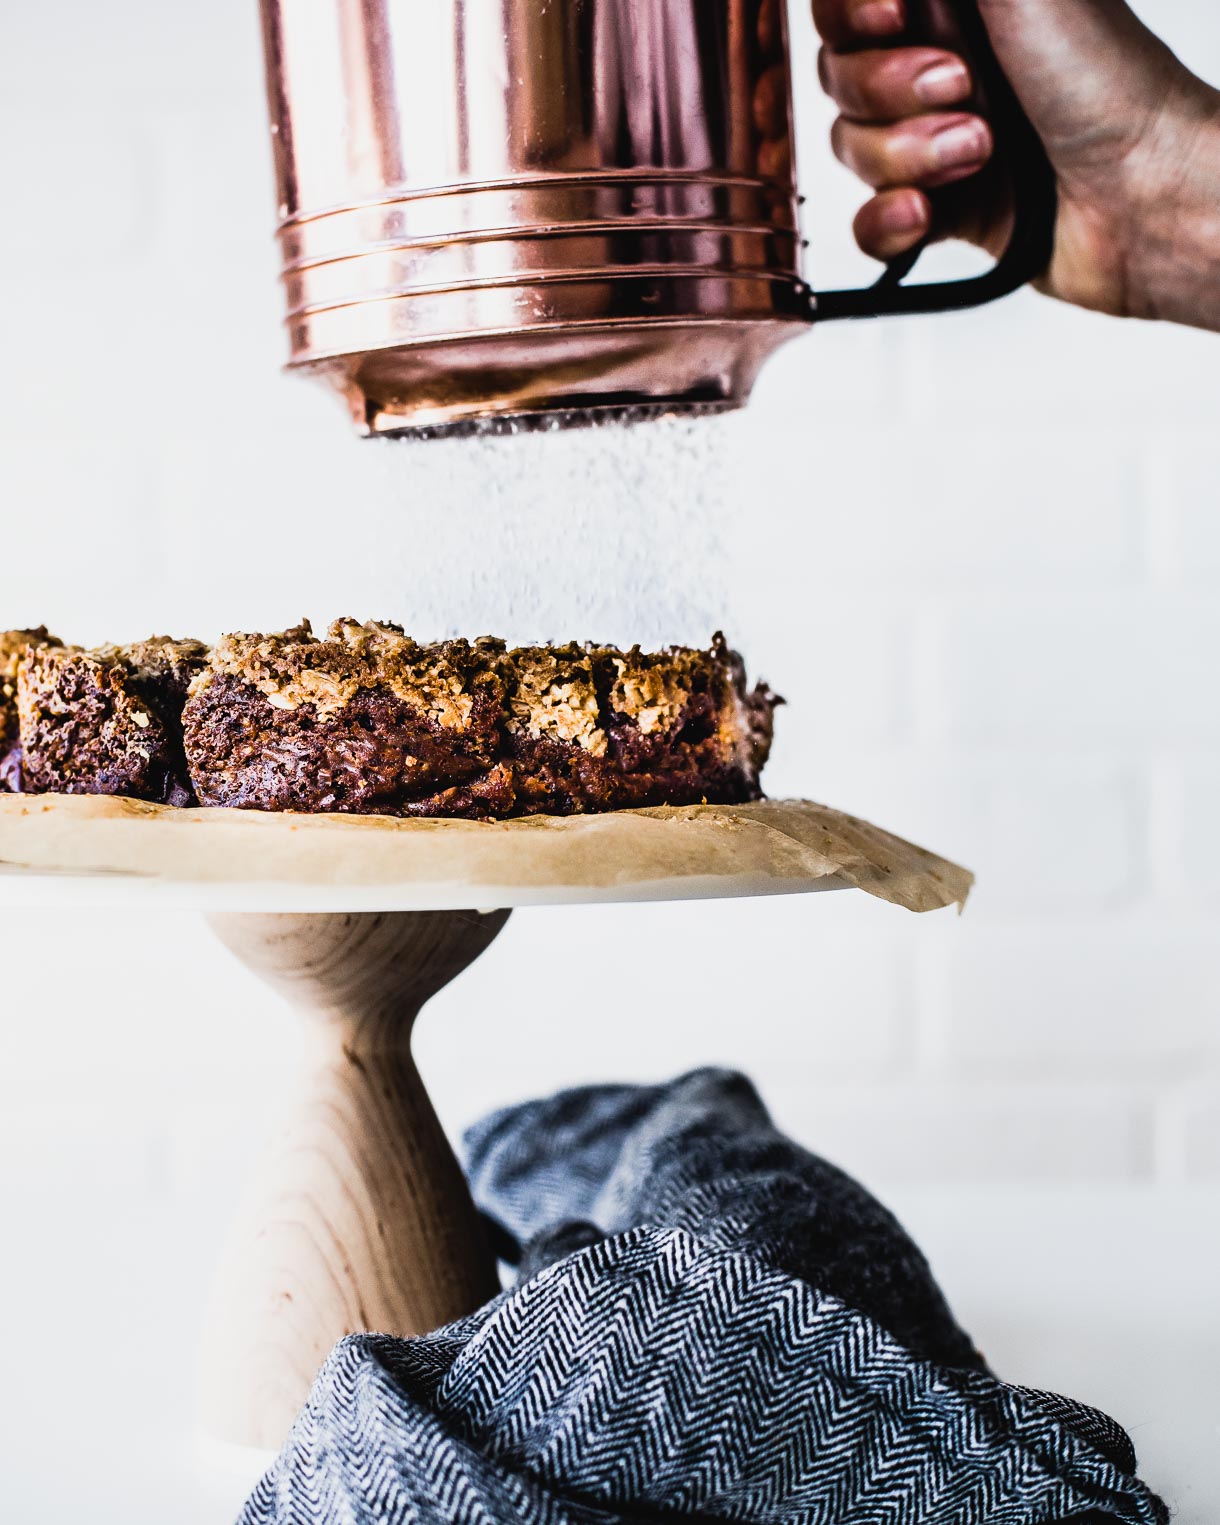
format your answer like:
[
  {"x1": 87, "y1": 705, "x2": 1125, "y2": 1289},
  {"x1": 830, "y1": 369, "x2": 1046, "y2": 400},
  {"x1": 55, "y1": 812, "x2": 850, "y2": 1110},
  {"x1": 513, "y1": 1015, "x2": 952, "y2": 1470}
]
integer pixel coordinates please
[
  {"x1": 868, "y1": 126, "x2": 917, "y2": 187},
  {"x1": 810, "y1": 0, "x2": 848, "y2": 47},
  {"x1": 753, "y1": 63, "x2": 789, "y2": 135},
  {"x1": 871, "y1": 59, "x2": 913, "y2": 114},
  {"x1": 758, "y1": 0, "x2": 784, "y2": 53},
  {"x1": 820, "y1": 49, "x2": 854, "y2": 111},
  {"x1": 835, "y1": 58, "x2": 872, "y2": 117},
  {"x1": 878, "y1": 130, "x2": 914, "y2": 182},
  {"x1": 855, "y1": 122, "x2": 921, "y2": 186},
  {"x1": 827, "y1": 49, "x2": 921, "y2": 123},
  {"x1": 855, "y1": 51, "x2": 917, "y2": 118}
]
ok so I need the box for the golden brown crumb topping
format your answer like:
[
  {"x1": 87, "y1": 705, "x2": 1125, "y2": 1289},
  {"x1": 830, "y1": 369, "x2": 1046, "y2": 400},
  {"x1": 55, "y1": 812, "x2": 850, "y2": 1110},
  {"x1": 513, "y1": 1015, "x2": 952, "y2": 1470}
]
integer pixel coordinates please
[
  {"x1": 16, "y1": 645, "x2": 160, "y2": 769},
  {"x1": 1, "y1": 628, "x2": 60, "y2": 694},
  {"x1": 505, "y1": 644, "x2": 607, "y2": 755},
  {"x1": 188, "y1": 622, "x2": 768, "y2": 761},
  {"x1": 123, "y1": 636, "x2": 210, "y2": 680},
  {"x1": 603, "y1": 647, "x2": 703, "y2": 734},
  {"x1": 192, "y1": 619, "x2": 504, "y2": 729}
]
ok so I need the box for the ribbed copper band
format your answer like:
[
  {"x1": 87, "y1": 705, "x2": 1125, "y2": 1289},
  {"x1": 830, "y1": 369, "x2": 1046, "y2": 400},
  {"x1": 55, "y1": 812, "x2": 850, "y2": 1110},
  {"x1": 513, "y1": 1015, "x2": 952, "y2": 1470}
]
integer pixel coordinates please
[
  {"x1": 287, "y1": 275, "x2": 809, "y2": 367},
  {"x1": 278, "y1": 176, "x2": 799, "y2": 266},
  {"x1": 277, "y1": 176, "x2": 806, "y2": 365}
]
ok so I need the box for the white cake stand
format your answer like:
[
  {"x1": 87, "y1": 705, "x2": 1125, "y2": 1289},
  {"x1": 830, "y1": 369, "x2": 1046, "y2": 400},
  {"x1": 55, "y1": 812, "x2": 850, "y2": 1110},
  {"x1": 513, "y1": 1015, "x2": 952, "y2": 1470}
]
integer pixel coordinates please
[{"x1": 0, "y1": 795, "x2": 971, "y2": 1450}]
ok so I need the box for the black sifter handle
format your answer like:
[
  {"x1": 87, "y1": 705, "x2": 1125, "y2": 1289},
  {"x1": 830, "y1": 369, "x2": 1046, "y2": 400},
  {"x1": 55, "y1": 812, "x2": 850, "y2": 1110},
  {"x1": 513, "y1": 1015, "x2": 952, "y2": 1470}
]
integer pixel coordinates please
[{"x1": 813, "y1": 0, "x2": 1058, "y2": 321}]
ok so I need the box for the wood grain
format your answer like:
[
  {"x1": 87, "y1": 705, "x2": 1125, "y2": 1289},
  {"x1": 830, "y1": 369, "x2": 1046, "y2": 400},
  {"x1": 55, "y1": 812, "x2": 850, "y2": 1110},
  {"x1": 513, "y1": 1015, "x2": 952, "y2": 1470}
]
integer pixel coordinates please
[
  {"x1": 0, "y1": 794, "x2": 974, "y2": 915},
  {"x1": 199, "y1": 909, "x2": 509, "y2": 1449}
]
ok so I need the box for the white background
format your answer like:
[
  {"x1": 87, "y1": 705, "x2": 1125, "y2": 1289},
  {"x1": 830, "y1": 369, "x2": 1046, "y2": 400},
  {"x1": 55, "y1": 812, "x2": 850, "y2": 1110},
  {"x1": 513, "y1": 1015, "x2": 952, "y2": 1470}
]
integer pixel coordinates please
[{"x1": 1, "y1": 1, "x2": 1218, "y2": 1520}]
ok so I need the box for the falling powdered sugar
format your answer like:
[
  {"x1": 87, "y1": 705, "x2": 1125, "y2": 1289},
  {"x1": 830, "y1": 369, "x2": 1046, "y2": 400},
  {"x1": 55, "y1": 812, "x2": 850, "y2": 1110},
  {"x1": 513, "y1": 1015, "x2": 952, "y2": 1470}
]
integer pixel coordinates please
[{"x1": 358, "y1": 410, "x2": 746, "y2": 648}]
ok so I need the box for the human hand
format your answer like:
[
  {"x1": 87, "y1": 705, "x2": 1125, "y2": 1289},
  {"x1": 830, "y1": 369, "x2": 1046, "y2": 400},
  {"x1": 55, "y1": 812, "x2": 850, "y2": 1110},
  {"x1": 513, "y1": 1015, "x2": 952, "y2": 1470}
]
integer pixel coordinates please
[{"x1": 813, "y1": 0, "x2": 1220, "y2": 329}]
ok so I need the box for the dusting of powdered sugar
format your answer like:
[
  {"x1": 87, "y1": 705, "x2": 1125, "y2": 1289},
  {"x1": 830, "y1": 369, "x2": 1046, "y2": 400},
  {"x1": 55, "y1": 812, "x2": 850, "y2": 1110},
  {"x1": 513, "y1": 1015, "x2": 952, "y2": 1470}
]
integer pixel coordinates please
[{"x1": 357, "y1": 411, "x2": 746, "y2": 647}]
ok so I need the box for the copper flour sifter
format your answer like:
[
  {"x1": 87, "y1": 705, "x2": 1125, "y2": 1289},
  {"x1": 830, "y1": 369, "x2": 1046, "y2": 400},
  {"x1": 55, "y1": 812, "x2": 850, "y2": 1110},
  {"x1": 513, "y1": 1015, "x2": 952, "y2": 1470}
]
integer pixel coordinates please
[{"x1": 259, "y1": 0, "x2": 1057, "y2": 437}]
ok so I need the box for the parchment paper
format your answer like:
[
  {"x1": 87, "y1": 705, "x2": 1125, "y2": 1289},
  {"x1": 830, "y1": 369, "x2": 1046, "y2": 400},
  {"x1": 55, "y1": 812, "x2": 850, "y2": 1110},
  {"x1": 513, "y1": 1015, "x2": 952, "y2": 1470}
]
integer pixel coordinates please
[{"x1": 0, "y1": 796, "x2": 973, "y2": 914}]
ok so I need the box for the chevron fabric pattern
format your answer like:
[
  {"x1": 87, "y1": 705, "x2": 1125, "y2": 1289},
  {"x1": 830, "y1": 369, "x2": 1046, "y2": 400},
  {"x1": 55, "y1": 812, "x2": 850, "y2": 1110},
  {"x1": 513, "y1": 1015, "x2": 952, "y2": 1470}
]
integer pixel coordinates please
[{"x1": 240, "y1": 1069, "x2": 1167, "y2": 1525}]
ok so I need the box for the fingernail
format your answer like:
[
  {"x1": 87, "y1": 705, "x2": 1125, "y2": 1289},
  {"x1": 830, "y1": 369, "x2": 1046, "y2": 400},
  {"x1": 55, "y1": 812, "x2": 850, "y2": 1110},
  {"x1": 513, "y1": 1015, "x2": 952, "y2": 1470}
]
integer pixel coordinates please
[
  {"x1": 854, "y1": 1, "x2": 903, "y2": 37},
  {"x1": 930, "y1": 118, "x2": 990, "y2": 170},
  {"x1": 914, "y1": 59, "x2": 970, "y2": 107}
]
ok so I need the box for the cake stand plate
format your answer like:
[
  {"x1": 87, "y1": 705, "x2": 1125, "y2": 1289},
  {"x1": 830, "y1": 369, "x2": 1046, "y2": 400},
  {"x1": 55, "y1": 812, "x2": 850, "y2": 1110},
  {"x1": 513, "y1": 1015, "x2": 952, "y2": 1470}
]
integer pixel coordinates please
[
  {"x1": 0, "y1": 795, "x2": 971, "y2": 913},
  {"x1": 0, "y1": 795, "x2": 972, "y2": 1452}
]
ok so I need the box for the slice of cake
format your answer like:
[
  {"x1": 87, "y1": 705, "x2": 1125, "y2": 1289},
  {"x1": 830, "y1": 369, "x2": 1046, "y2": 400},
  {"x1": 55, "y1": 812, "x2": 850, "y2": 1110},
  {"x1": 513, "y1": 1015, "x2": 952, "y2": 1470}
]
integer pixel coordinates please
[
  {"x1": 180, "y1": 621, "x2": 777, "y2": 819},
  {"x1": 17, "y1": 637, "x2": 208, "y2": 805},
  {"x1": 1, "y1": 628, "x2": 61, "y2": 791},
  {"x1": 182, "y1": 620, "x2": 511, "y2": 816},
  {"x1": 504, "y1": 635, "x2": 777, "y2": 815}
]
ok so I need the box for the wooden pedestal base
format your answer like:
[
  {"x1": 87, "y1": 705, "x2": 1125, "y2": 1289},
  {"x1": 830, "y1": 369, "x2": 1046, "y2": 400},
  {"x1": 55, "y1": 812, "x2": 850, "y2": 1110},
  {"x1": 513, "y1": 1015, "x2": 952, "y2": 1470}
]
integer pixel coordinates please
[{"x1": 198, "y1": 909, "x2": 509, "y2": 1450}]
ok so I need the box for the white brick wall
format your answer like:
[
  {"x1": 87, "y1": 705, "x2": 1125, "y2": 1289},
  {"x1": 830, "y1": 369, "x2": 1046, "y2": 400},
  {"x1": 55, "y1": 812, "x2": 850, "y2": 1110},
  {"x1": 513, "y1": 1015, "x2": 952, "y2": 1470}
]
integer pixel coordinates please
[
  {"x1": 1, "y1": 0, "x2": 1218, "y2": 1217},
  {"x1": 1177, "y1": 1089, "x2": 1220, "y2": 1180}
]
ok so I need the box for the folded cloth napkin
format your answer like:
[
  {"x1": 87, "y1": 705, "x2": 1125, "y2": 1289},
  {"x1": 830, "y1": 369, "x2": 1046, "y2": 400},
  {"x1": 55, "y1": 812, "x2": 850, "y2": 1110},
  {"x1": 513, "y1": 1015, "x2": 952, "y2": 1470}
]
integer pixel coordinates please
[{"x1": 240, "y1": 1069, "x2": 1167, "y2": 1525}]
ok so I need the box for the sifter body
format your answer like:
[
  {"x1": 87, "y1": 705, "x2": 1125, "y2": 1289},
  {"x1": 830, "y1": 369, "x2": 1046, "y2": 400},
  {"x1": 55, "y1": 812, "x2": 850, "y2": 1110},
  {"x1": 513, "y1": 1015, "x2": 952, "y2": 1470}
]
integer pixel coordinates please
[{"x1": 260, "y1": 0, "x2": 814, "y2": 437}]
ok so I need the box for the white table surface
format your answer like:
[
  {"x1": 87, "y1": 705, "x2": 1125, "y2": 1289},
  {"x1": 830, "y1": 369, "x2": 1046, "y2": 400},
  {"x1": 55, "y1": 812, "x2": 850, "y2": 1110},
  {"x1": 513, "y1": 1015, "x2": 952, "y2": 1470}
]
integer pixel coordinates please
[{"x1": 0, "y1": 1182, "x2": 1213, "y2": 1523}]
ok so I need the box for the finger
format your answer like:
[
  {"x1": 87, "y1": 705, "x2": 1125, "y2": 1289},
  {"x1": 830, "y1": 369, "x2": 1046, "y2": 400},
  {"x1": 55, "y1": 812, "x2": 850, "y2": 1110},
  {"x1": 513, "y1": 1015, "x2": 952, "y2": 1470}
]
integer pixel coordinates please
[
  {"x1": 758, "y1": 134, "x2": 793, "y2": 183},
  {"x1": 758, "y1": 0, "x2": 784, "y2": 56},
  {"x1": 853, "y1": 188, "x2": 932, "y2": 260},
  {"x1": 819, "y1": 46, "x2": 973, "y2": 122},
  {"x1": 830, "y1": 111, "x2": 993, "y2": 189},
  {"x1": 754, "y1": 63, "x2": 790, "y2": 137},
  {"x1": 811, "y1": 0, "x2": 905, "y2": 49}
]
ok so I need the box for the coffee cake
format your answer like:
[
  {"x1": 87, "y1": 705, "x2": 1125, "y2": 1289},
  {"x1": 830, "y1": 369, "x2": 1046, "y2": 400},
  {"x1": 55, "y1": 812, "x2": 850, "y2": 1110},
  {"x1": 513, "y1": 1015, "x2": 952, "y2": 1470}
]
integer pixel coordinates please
[
  {"x1": 181, "y1": 621, "x2": 777, "y2": 818},
  {"x1": 505, "y1": 637, "x2": 777, "y2": 815},
  {"x1": 18, "y1": 637, "x2": 208, "y2": 805},
  {"x1": 183, "y1": 621, "x2": 510, "y2": 815},
  {"x1": 5, "y1": 618, "x2": 779, "y2": 817},
  {"x1": 1, "y1": 628, "x2": 61, "y2": 792}
]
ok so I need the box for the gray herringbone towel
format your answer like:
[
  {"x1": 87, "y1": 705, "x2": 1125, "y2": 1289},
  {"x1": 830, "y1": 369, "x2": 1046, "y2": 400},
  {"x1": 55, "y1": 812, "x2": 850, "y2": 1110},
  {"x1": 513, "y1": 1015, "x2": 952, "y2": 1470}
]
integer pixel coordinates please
[{"x1": 240, "y1": 1069, "x2": 1167, "y2": 1525}]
